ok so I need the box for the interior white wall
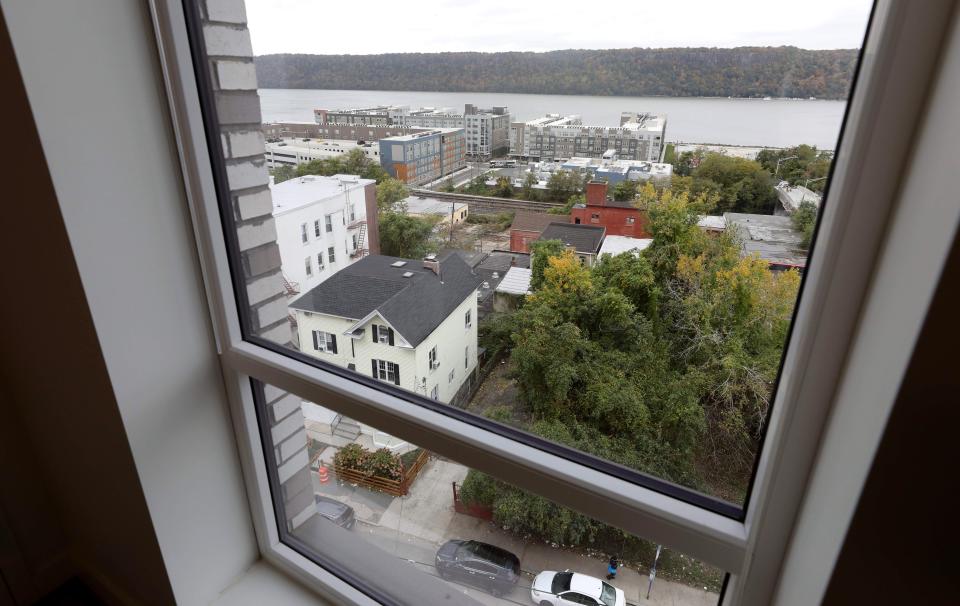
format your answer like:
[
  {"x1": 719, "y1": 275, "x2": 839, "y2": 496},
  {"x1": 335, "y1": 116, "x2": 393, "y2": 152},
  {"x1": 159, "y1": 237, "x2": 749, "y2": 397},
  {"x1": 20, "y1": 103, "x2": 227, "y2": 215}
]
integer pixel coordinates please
[
  {"x1": 774, "y1": 9, "x2": 960, "y2": 604},
  {"x1": 0, "y1": 0, "x2": 261, "y2": 603}
]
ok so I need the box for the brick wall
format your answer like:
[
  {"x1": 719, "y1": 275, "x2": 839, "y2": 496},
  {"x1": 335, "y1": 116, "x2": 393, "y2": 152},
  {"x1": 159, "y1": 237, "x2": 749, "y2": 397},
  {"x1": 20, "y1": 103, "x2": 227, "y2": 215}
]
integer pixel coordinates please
[{"x1": 198, "y1": 0, "x2": 313, "y2": 531}]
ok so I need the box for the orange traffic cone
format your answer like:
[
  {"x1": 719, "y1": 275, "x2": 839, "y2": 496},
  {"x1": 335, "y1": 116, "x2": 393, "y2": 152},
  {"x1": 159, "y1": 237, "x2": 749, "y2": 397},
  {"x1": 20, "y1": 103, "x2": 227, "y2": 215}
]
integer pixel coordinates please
[{"x1": 318, "y1": 463, "x2": 329, "y2": 484}]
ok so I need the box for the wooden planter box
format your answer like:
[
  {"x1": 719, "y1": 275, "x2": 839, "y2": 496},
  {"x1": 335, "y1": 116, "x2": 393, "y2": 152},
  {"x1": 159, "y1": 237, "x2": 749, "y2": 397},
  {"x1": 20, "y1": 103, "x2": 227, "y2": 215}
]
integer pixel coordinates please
[{"x1": 332, "y1": 449, "x2": 429, "y2": 497}]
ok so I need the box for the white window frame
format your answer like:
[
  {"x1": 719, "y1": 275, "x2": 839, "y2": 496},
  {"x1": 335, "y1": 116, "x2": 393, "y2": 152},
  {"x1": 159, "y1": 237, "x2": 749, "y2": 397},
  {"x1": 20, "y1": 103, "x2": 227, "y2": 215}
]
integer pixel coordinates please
[
  {"x1": 374, "y1": 359, "x2": 397, "y2": 383},
  {"x1": 313, "y1": 331, "x2": 335, "y2": 354},
  {"x1": 325, "y1": 214, "x2": 333, "y2": 233},
  {"x1": 300, "y1": 222, "x2": 308, "y2": 244},
  {"x1": 328, "y1": 245, "x2": 336, "y2": 264},
  {"x1": 428, "y1": 345, "x2": 438, "y2": 371},
  {"x1": 303, "y1": 256, "x2": 311, "y2": 277},
  {"x1": 148, "y1": 0, "x2": 957, "y2": 604}
]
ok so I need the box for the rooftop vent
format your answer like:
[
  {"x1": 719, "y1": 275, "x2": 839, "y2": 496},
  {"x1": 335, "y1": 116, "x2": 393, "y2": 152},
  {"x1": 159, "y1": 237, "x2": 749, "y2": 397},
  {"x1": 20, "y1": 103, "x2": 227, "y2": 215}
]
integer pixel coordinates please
[{"x1": 391, "y1": 261, "x2": 407, "y2": 267}]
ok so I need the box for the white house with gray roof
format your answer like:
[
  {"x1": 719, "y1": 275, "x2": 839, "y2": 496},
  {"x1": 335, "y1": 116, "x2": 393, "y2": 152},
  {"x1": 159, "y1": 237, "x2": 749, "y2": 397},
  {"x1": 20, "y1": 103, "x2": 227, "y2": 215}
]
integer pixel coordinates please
[{"x1": 290, "y1": 253, "x2": 482, "y2": 404}]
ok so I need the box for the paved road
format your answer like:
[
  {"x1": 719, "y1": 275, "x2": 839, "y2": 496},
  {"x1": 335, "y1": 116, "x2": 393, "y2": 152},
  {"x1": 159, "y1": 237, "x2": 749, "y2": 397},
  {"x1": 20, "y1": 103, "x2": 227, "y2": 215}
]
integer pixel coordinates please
[{"x1": 358, "y1": 522, "x2": 536, "y2": 606}]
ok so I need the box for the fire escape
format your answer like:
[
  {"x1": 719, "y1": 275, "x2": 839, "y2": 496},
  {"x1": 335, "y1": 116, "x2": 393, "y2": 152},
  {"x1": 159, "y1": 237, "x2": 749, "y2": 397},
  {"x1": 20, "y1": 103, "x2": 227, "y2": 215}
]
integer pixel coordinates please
[{"x1": 342, "y1": 181, "x2": 368, "y2": 259}]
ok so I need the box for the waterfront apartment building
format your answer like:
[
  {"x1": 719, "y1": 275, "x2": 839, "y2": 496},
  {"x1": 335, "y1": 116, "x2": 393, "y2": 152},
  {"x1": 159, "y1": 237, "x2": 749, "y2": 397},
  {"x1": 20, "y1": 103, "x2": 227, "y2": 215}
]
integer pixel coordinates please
[
  {"x1": 510, "y1": 112, "x2": 667, "y2": 162},
  {"x1": 270, "y1": 174, "x2": 379, "y2": 294},
  {"x1": 264, "y1": 139, "x2": 380, "y2": 169},
  {"x1": 291, "y1": 253, "x2": 482, "y2": 404},
  {"x1": 464, "y1": 104, "x2": 511, "y2": 158},
  {"x1": 316, "y1": 104, "x2": 511, "y2": 159},
  {"x1": 265, "y1": 121, "x2": 427, "y2": 143},
  {"x1": 378, "y1": 128, "x2": 466, "y2": 186}
]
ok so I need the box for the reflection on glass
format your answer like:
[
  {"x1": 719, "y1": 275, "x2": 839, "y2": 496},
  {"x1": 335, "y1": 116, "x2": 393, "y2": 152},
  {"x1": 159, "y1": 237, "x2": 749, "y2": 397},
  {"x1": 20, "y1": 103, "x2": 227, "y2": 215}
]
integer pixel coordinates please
[
  {"x1": 259, "y1": 381, "x2": 723, "y2": 605},
  {"x1": 213, "y1": 0, "x2": 875, "y2": 507}
]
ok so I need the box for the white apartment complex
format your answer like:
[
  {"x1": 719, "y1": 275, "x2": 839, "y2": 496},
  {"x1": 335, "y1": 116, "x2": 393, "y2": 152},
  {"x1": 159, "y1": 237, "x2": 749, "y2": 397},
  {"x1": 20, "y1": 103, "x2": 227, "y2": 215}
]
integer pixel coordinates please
[
  {"x1": 291, "y1": 253, "x2": 482, "y2": 404},
  {"x1": 510, "y1": 112, "x2": 667, "y2": 162},
  {"x1": 316, "y1": 104, "x2": 511, "y2": 159},
  {"x1": 270, "y1": 174, "x2": 378, "y2": 294},
  {"x1": 264, "y1": 139, "x2": 380, "y2": 169}
]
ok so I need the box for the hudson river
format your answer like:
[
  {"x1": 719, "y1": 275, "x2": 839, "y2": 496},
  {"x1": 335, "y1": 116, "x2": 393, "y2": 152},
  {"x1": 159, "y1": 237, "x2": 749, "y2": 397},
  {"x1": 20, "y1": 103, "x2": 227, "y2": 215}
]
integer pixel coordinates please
[{"x1": 258, "y1": 88, "x2": 849, "y2": 150}]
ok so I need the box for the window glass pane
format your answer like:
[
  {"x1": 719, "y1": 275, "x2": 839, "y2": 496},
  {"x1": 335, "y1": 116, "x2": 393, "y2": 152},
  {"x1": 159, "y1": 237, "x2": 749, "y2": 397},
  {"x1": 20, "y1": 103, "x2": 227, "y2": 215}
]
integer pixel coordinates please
[
  {"x1": 194, "y1": 0, "x2": 874, "y2": 510},
  {"x1": 255, "y1": 380, "x2": 724, "y2": 605}
]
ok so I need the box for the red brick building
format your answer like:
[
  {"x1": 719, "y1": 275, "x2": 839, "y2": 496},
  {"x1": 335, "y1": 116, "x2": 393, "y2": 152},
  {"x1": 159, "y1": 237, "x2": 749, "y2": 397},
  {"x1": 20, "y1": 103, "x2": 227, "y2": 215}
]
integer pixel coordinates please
[
  {"x1": 510, "y1": 211, "x2": 568, "y2": 253},
  {"x1": 570, "y1": 181, "x2": 650, "y2": 238}
]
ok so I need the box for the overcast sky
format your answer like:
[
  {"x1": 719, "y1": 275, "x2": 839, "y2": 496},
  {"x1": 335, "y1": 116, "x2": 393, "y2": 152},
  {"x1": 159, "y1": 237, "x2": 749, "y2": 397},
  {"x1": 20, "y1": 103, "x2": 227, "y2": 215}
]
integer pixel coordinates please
[{"x1": 246, "y1": 0, "x2": 874, "y2": 56}]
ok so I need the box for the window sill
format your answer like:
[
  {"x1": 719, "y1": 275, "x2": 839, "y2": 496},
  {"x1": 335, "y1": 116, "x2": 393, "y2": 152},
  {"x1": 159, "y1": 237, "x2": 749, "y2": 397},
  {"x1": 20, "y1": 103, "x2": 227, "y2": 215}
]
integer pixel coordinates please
[{"x1": 210, "y1": 561, "x2": 332, "y2": 606}]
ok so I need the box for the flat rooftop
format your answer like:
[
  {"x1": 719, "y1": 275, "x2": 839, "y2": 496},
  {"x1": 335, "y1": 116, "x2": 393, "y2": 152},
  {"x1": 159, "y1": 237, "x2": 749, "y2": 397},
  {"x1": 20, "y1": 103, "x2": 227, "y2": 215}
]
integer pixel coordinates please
[
  {"x1": 495, "y1": 266, "x2": 532, "y2": 296},
  {"x1": 269, "y1": 174, "x2": 374, "y2": 215},
  {"x1": 381, "y1": 128, "x2": 463, "y2": 142},
  {"x1": 725, "y1": 213, "x2": 807, "y2": 268},
  {"x1": 776, "y1": 183, "x2": 823, "y2": 212},
  {"x1": 403, "y1": 196, "x2": 467, "y2": 216},
  {"x1": 599, "y1": 235, "x2": 652, "y2": 257}
]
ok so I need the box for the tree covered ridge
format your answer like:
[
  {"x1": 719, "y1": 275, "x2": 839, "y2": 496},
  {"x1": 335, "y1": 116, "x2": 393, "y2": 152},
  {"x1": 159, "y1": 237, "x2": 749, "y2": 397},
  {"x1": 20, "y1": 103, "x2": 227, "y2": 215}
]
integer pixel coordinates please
[{"x1": 255, "y1": 46, "x2": 858, "y2": 99}]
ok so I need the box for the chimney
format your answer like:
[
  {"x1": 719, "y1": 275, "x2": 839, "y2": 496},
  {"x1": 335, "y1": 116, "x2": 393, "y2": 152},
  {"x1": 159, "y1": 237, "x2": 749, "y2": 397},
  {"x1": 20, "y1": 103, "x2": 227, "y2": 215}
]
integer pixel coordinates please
[
  {"x1": 586, "y1": 181, "x2": 607, "y2": 207},
  {"x1": 423, "y1": 254, "x2": 441, "y2": 277}
]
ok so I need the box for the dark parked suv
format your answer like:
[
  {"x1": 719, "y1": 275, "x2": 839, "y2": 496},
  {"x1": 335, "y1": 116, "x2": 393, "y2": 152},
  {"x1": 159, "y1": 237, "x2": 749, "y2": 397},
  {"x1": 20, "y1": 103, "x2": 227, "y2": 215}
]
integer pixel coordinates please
[
  {"x1": 313, "y1": 494, "x2": 355, "y2": 529},
  {"x1": 435, "y1": 539, "x2": 520, "y2": 597}
]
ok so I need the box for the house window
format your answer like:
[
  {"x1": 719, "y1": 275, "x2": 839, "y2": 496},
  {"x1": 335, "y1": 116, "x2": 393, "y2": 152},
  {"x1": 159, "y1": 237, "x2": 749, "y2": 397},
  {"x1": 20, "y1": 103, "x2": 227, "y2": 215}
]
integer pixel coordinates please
[
  {"x1": 428, "y1": 346, "x2": 438, "y2": 371},
  {"x1": 465, "y1": 309, "x2": 471, "y2": 328},
  {"x1": 448, "y1": 368, "x2": 455, "y2": 383},
  {"x1": 348, "y1": 203, "x2": 356, "y2": 222},
  {"x1": 325, "y1": 214, "x2": 333, "y2": 233},
  {"x1": 311, "y1": 331, "x2": 337, "y2": 354},
  {"x1": 430, "y1": 385, "x2": 439, "y2": 400},
  {"x1": 372, "y1": 324, "x2": 393, "y2": 345},
  {"x1": 328, "y1": 246, "x2": 336, "y2": 263},
  {"x1": 465, "y1": 346, "x2": 469, "y2": 369},
  {"x1": 373, "y1": 359, "x2": 399, "y2": 385},
  {"x1": 317, "y1": 252, "x2": 324, "y2": 270},
  {"x1": 301, "y1": 222, "x2": 308, "y2": 243},
  {"x1": 626, "y1": 216, "x2": 636, "y2": 225},
  {"x1": 314, "y1": 219, "x2": 321, "y2": 237},
  {"x1": 304, "y1": 257, "x2": 311, "y2": 276}
]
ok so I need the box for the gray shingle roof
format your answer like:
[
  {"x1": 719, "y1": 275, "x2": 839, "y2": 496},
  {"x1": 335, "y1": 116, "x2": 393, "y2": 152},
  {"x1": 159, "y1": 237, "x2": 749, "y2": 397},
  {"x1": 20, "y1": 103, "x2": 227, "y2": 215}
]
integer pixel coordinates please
[
  {"x1": 538, "y1": 223, "x2": 606, "y2": 254},
  {"x1": 511, "y1": 211, "x2": 567, "y2": 232},
  {"x1": 289, "y1": 254, "x2": 483, "y2": 347}
]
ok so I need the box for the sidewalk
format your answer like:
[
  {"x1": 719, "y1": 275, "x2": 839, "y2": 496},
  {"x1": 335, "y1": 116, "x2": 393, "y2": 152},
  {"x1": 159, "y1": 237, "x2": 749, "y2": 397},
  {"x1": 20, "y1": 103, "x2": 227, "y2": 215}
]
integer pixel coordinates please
[{"x1": 351, "y1": 456, "x2": 718, "y2": 605}]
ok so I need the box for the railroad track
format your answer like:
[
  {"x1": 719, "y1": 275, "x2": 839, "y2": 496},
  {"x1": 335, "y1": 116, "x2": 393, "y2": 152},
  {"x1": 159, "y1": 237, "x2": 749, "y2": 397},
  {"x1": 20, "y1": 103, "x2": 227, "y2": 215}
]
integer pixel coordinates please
[{"x1": 409, "y1": 188, "x2": 562, "y2": 215}]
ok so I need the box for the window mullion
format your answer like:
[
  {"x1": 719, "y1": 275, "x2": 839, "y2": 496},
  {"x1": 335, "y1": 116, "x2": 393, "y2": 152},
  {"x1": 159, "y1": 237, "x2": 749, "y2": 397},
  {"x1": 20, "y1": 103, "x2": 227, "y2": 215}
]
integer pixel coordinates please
[{"x1": 223, "y1": 339, "x2": 748, "y2": 572}]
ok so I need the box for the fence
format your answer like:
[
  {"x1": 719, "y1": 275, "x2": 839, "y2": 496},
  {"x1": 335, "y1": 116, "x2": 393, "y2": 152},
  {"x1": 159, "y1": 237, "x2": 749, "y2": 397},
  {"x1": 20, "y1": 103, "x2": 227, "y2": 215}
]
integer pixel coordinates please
[
  {"x1": 331, "y1": 449, "x2": 429, "y2": 497},
  {"x1": 451, "y1": 481, "x2": 494, "y2": 521}
]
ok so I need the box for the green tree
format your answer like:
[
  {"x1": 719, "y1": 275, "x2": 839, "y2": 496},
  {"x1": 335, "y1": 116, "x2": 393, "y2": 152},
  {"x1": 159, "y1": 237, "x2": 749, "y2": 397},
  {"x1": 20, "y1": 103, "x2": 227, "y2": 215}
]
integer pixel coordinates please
[
  {"x1": 791, "y1": 200, "x2": 818, "y2": 248},
  {"x1": 545, "y1": 170, "x2": 580, "y2": 203},
  {"x1": 378, "y1": 212, "x2": 435, "y2": 259},
  {"x1": 691, "y1": 154, "x2": 776, "y2": 214},
  {"x1": 756, "y1": 145, "x2": 832, "y2": 192},
  {"x1": 529, "y1": 239, "x2": 566, "y2": 291},
  {"x1": 548, "y1": 193, "x2": 584, "y2": 215},
  {"x1": 376, "y1": 178, "x2": 409, "y2": 213},
  {"x1": 521, "y1": 172, "x2": 542, "y2": 201},
  {"x1": 612, "y1": 179, "x2": 639, "y2": 202},
  {"x1": 271, "y1": 165, "x2": 295, "y2": 184},
  {"x1": 494, "y1": 176, "x2": 514, "y2": 198}
]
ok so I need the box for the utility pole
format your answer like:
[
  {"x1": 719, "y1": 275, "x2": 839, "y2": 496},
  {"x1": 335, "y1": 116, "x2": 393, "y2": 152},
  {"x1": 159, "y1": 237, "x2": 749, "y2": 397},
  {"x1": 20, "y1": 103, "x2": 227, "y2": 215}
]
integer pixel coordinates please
[
  {"x1": 801, "y1": 176, "x2": 828, "y2": 203},
  {"x1": 775, "y1": 155, "x2": 799, "y2": 178}
]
